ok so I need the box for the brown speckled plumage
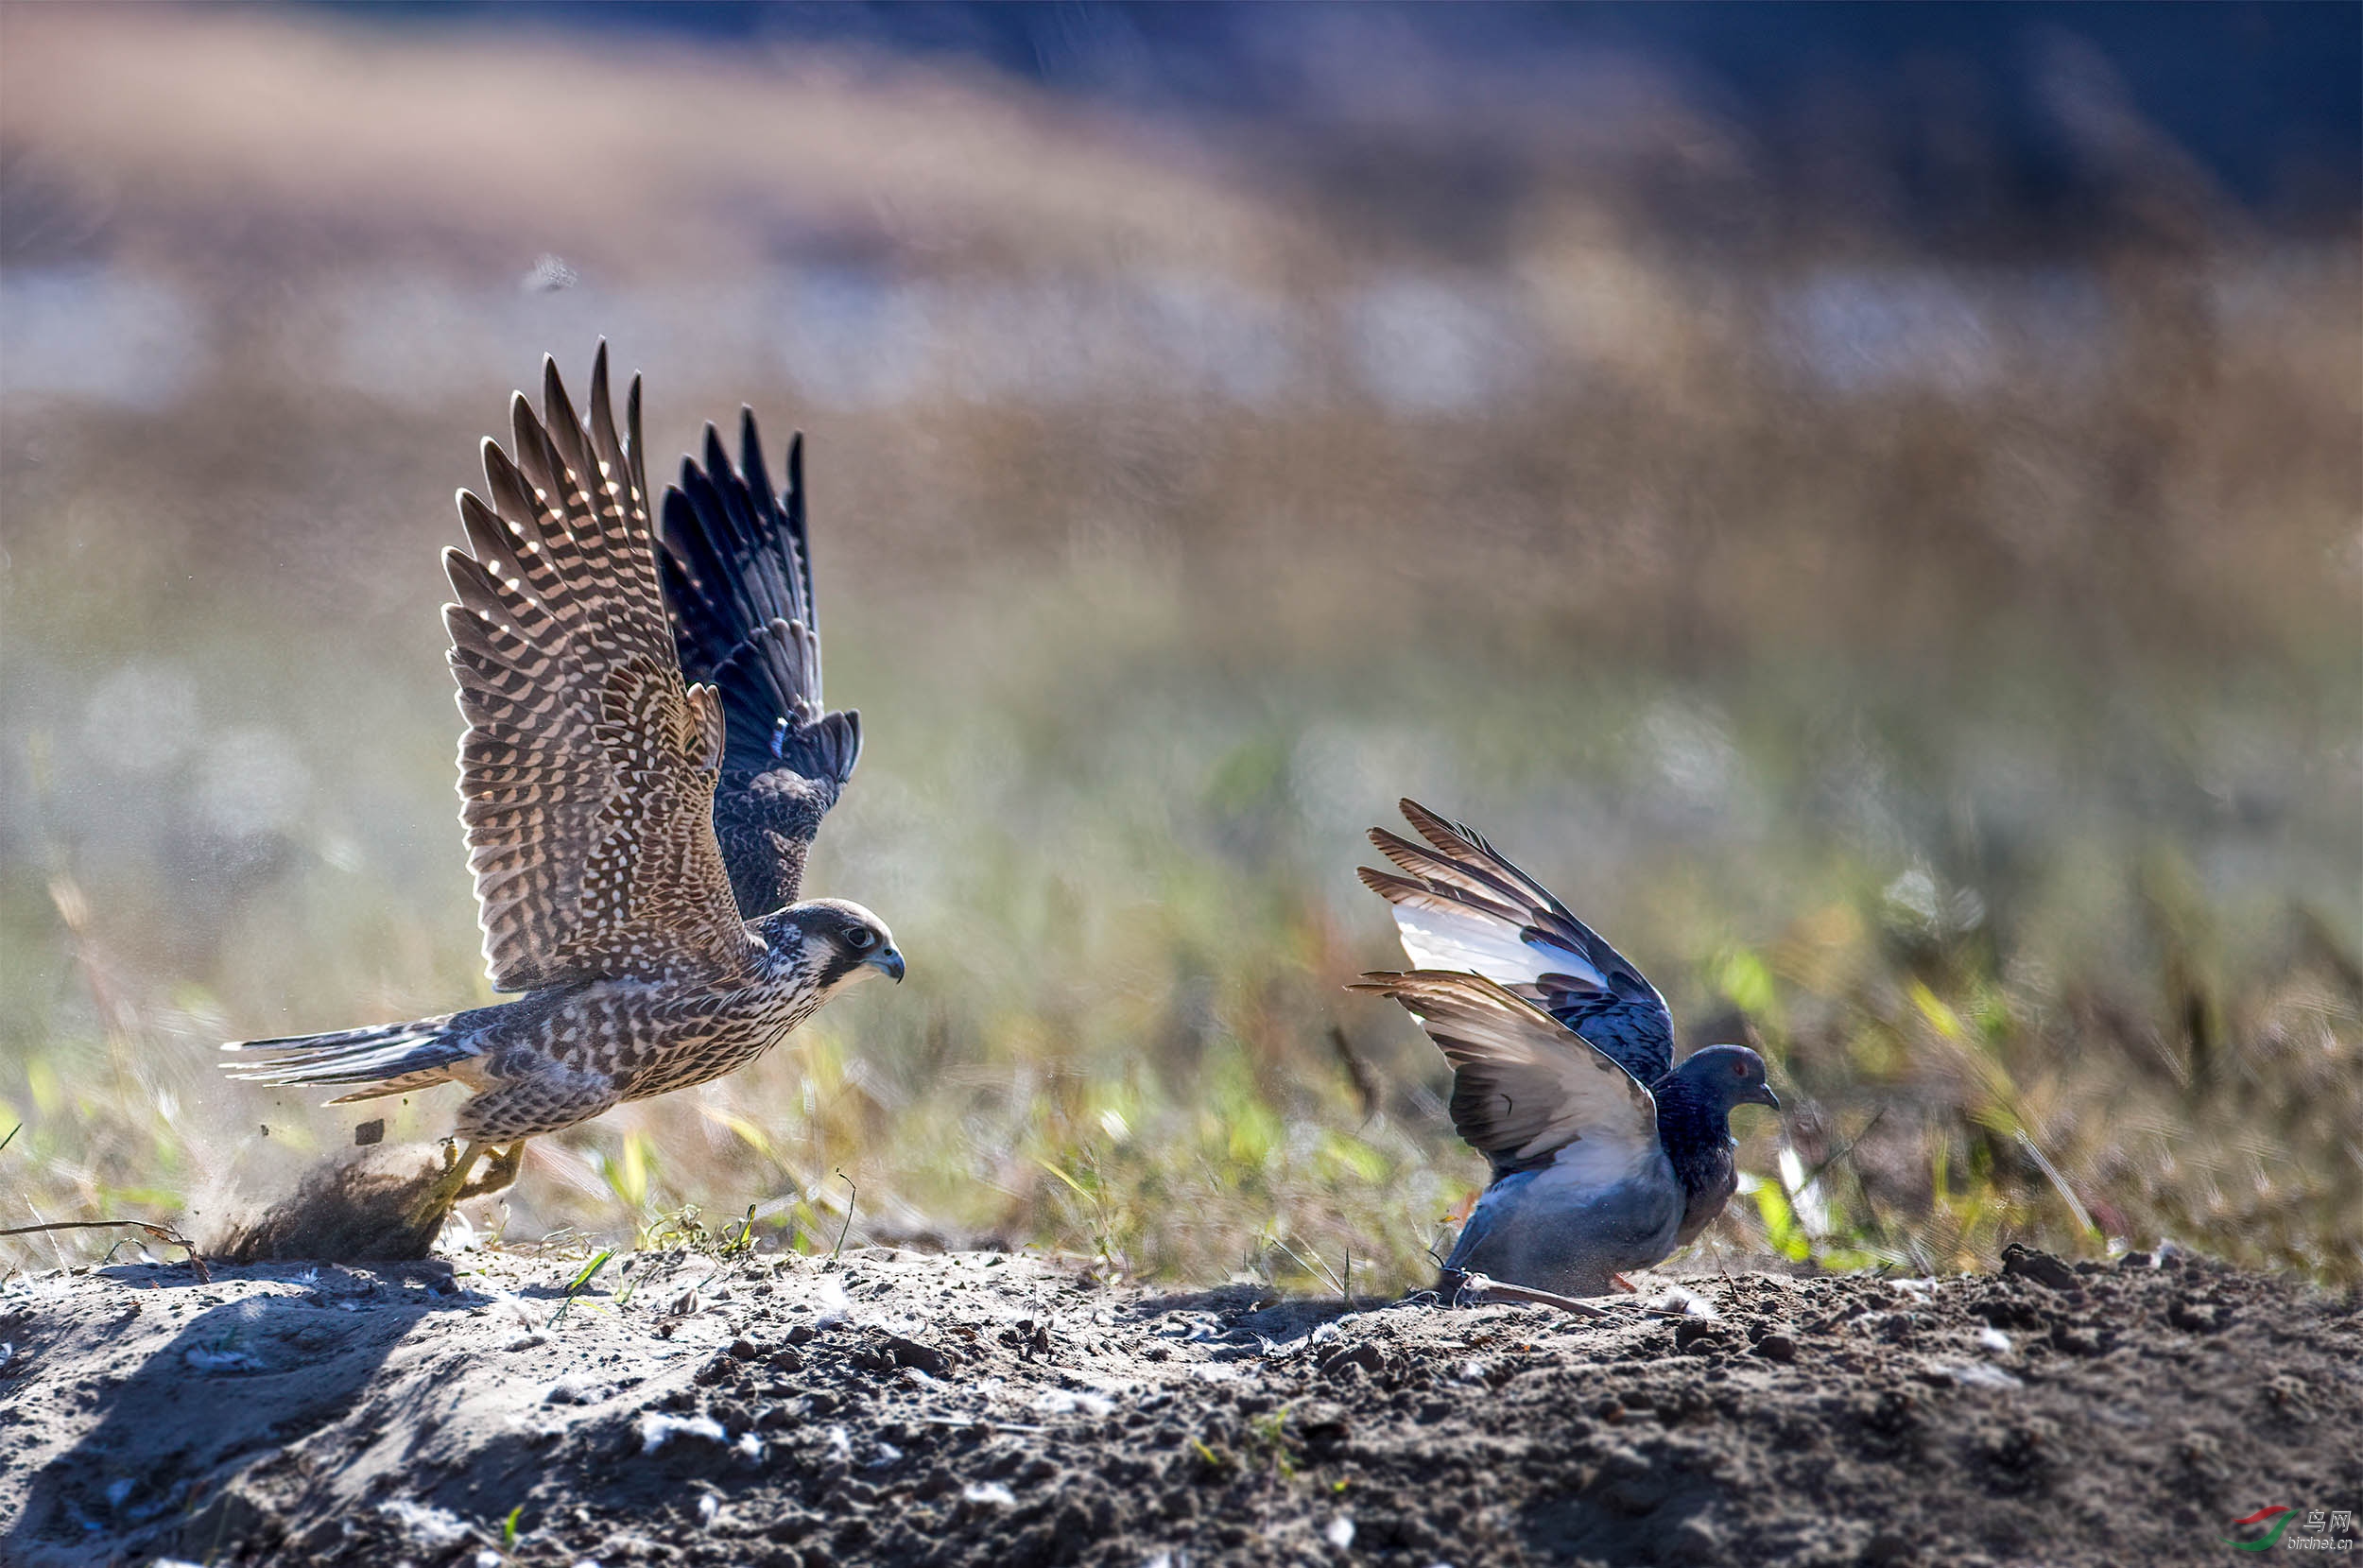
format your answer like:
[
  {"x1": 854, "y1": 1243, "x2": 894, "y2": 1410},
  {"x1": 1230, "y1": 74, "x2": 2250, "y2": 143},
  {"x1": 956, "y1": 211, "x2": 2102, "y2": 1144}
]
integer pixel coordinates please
[{"x1": 223, "y1": 351, "x2": 901, "y2": 1148}]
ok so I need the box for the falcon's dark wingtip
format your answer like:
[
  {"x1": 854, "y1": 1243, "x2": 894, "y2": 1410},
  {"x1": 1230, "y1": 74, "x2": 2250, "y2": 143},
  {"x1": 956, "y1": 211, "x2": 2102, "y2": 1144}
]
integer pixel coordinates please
[
  {"x1": 541, "y1": 356, "x2": 582, "y2": 439},
  {"x1": 660, "y1": 404, "x2": 851, "y2": 793},
  {"x1": 737, "y1": 406, "x2": 769, "y2": 496}
]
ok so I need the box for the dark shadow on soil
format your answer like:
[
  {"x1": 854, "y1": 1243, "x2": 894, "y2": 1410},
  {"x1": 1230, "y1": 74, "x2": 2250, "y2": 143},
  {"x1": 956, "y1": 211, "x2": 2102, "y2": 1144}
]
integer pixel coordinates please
[
  {"x1": 4, "y1": 1261, "x2": 464, "y2": 1563},
  {"x1": 8, "y1": 1249, "x2": 2354, "y2": 1567}
]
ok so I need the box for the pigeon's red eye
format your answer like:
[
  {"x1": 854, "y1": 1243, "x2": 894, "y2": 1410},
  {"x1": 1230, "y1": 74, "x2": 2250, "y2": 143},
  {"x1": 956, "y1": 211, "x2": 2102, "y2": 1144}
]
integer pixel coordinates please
[{"x1": 1731, "y1": 1060, "x2": 1748, "y2": 1077}]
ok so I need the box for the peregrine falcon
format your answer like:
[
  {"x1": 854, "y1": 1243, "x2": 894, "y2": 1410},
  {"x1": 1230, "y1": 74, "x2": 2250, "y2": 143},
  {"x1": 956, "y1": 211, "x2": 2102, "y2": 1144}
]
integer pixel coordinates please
[
  {"x1": 1353, "y1": 800, "x2": 1777, "y2": 1297},
  {"x1": 223, "y1": 349, "x2": 902, "y2": 1201}
]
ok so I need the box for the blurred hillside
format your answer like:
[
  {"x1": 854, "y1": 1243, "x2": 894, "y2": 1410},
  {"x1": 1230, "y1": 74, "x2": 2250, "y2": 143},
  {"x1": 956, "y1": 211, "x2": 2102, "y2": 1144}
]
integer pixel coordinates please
[{"x1": 2, "y1": 6, "x2": 2357, "y2": 1286}]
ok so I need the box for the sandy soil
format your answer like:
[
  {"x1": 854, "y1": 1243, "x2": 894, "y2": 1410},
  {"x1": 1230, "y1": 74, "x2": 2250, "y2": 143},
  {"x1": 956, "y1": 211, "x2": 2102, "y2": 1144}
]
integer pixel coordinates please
[{"x1": 1, "y1": 1244, "x2": 2354, "y2": 1568}]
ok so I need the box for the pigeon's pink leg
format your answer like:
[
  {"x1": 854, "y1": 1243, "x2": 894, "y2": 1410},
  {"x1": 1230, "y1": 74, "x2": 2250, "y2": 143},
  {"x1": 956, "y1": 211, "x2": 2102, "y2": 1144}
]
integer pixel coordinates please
[{"x1": 1612, "y1": 1273, "x2": 1640, "y2": 1292}]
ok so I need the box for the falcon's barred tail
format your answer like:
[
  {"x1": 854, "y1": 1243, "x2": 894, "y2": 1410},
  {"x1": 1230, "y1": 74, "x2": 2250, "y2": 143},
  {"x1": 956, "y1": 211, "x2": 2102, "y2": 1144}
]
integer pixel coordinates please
[
  {"x1": 659, "y1": 413, "x2": 860, "y2": 789},
  {"x1": 220, "y1": 1018, "x2": 473, "y2": 1103}
]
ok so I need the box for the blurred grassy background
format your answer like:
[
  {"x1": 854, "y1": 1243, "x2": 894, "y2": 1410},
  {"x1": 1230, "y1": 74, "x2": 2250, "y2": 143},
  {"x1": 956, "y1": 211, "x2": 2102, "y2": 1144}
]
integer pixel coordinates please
[{"x1": 2, "y1": 5, "x2": 2357, "y2": 1290}]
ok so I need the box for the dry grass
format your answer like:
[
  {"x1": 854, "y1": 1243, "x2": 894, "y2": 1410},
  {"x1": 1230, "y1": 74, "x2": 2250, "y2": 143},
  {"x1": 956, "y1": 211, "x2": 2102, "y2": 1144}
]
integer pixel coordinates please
[{"x1": 2, "y1": 8, "x2": 2357, "y2": 1291}]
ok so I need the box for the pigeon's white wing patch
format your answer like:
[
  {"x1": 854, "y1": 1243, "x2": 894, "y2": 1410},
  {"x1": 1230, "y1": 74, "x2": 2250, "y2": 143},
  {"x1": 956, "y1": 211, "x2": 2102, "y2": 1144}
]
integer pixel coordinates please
[
  {"x1": 1387, "y1": 895, "x2": 1605, "y2": 992},
  {"x1": 1356, "y1": 800, "x2": 1678, "y2": 1083},
  {"x1": 1351, "y1": 970, "x2": 1658, "y2": 1166}
]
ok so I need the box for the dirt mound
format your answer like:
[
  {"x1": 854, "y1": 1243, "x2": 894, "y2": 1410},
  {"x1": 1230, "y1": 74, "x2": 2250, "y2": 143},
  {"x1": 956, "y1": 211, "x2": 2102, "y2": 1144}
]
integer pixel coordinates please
[
  {"x1": 205, "y1": 1146, "x2": 458, "y2": 1264},
  {"x1": 1, "y1": 1247, "x2": 2354, "y2": 1566}
]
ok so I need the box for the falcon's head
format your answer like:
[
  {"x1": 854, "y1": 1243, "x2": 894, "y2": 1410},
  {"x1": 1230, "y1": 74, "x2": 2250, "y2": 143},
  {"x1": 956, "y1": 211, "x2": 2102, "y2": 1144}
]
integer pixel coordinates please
[{"x1": 764, "y1": 898, "x2": 905, "y2": 990}]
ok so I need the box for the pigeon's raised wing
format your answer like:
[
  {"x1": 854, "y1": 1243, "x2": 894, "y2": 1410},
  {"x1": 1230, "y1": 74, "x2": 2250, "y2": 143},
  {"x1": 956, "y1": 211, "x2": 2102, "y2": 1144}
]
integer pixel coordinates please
[
  {"x1": 1360, "y1": 798, "x2": 1675, "y2": 1084},
  {"x1": 443, "y1": 349, "x2": 749, "y2": 991},
  {"x1": 659, "y1": 414, "x2": 860, "y2": 917},
  {"x1": 1352, "y1": 971, "x2": 1660, "y2": 1174}
]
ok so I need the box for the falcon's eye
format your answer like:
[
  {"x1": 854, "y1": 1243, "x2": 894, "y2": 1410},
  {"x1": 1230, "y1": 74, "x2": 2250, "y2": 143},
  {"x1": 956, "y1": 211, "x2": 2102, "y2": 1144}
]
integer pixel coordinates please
[{"x1": 847, "y1": 929, "x2": 875, "y2": 951}]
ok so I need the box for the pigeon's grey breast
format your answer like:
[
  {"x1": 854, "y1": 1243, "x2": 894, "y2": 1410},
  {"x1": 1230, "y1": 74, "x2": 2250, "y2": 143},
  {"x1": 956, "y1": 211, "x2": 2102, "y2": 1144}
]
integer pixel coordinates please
[{"x1": 1444, "y1": 1140, "x2": 1686, "y2": 1298}]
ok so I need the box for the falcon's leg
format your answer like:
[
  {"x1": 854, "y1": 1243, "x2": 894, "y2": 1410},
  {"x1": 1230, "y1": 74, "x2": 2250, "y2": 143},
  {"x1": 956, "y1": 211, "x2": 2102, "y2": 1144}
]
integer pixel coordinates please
[
  {"x1": 400, "y1": 1139, "x2": 489, "y2": 1238},
  {"x1": 457, "y1": 1142, "x2": 526, "y2": 1200}
]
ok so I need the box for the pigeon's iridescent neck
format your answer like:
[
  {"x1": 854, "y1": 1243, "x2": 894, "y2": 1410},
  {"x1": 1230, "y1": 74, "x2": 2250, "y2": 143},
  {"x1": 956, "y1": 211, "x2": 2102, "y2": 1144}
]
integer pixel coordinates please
[{"x1": 1650, "y1": 1068, "x2": 1740, "y2": 1210}]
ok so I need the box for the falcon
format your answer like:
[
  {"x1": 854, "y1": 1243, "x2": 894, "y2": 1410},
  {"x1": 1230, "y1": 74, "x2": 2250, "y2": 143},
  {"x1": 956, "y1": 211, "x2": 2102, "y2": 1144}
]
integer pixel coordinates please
[
  {"x1": 222, "y1": 349, "x2": 902, "y2": 1204},
  {"x1": 1353, "y1": 800, "x2": 1777, "y2": 1297}
]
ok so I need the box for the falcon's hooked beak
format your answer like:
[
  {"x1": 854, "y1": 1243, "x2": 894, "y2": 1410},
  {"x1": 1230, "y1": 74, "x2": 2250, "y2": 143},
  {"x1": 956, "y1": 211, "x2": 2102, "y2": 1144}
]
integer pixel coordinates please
[{"x1": 864, "y1": 945, "x2": 906, "y2": 984}]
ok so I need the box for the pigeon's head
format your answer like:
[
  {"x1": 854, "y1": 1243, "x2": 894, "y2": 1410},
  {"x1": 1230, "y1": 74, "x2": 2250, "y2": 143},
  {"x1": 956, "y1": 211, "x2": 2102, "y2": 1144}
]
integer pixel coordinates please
[
  {"x1": 768, "y1": 898, "x2": 905, "y2": 989},
  {"x1": 1673, "y1": 1044, "x2": 1780, "y2": 1118}
]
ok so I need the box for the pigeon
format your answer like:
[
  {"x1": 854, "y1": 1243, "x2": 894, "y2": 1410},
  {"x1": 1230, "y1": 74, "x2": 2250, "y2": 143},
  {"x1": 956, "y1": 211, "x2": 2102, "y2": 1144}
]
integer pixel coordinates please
[{"x1": 1353, "y1": 800, "x2": 1779, "y2": 1297}]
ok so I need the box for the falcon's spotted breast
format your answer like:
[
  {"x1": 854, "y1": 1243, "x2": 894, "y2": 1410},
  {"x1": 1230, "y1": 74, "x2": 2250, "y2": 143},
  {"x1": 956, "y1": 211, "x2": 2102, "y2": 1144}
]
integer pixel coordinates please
[{"x1": 221, "y1": 349, "x2": 903, "y2": 1194}]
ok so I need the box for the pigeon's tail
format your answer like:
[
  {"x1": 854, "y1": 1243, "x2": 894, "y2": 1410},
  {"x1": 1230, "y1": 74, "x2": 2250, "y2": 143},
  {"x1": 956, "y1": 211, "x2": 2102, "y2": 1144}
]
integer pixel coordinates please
[{"x1": 221, "y1": 1017, "x2": 474, "y2": 1103}]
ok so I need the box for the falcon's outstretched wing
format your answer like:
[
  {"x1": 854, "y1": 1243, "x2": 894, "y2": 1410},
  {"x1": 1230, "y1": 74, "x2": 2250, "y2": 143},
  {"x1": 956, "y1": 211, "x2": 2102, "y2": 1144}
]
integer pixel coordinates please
[
  {"x1": 1351, "y1": 970, "x2": 1660, "y2": 1173},
  {"x1": 1360, "y1": 799, "x2": 1675, "y2": 1084},
  {"x1": 443, "y1": 348, "x2": 749, "y2": 991},
  {"x1": 660, "y1": 414, "x2": 860, "y2": 917}
]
